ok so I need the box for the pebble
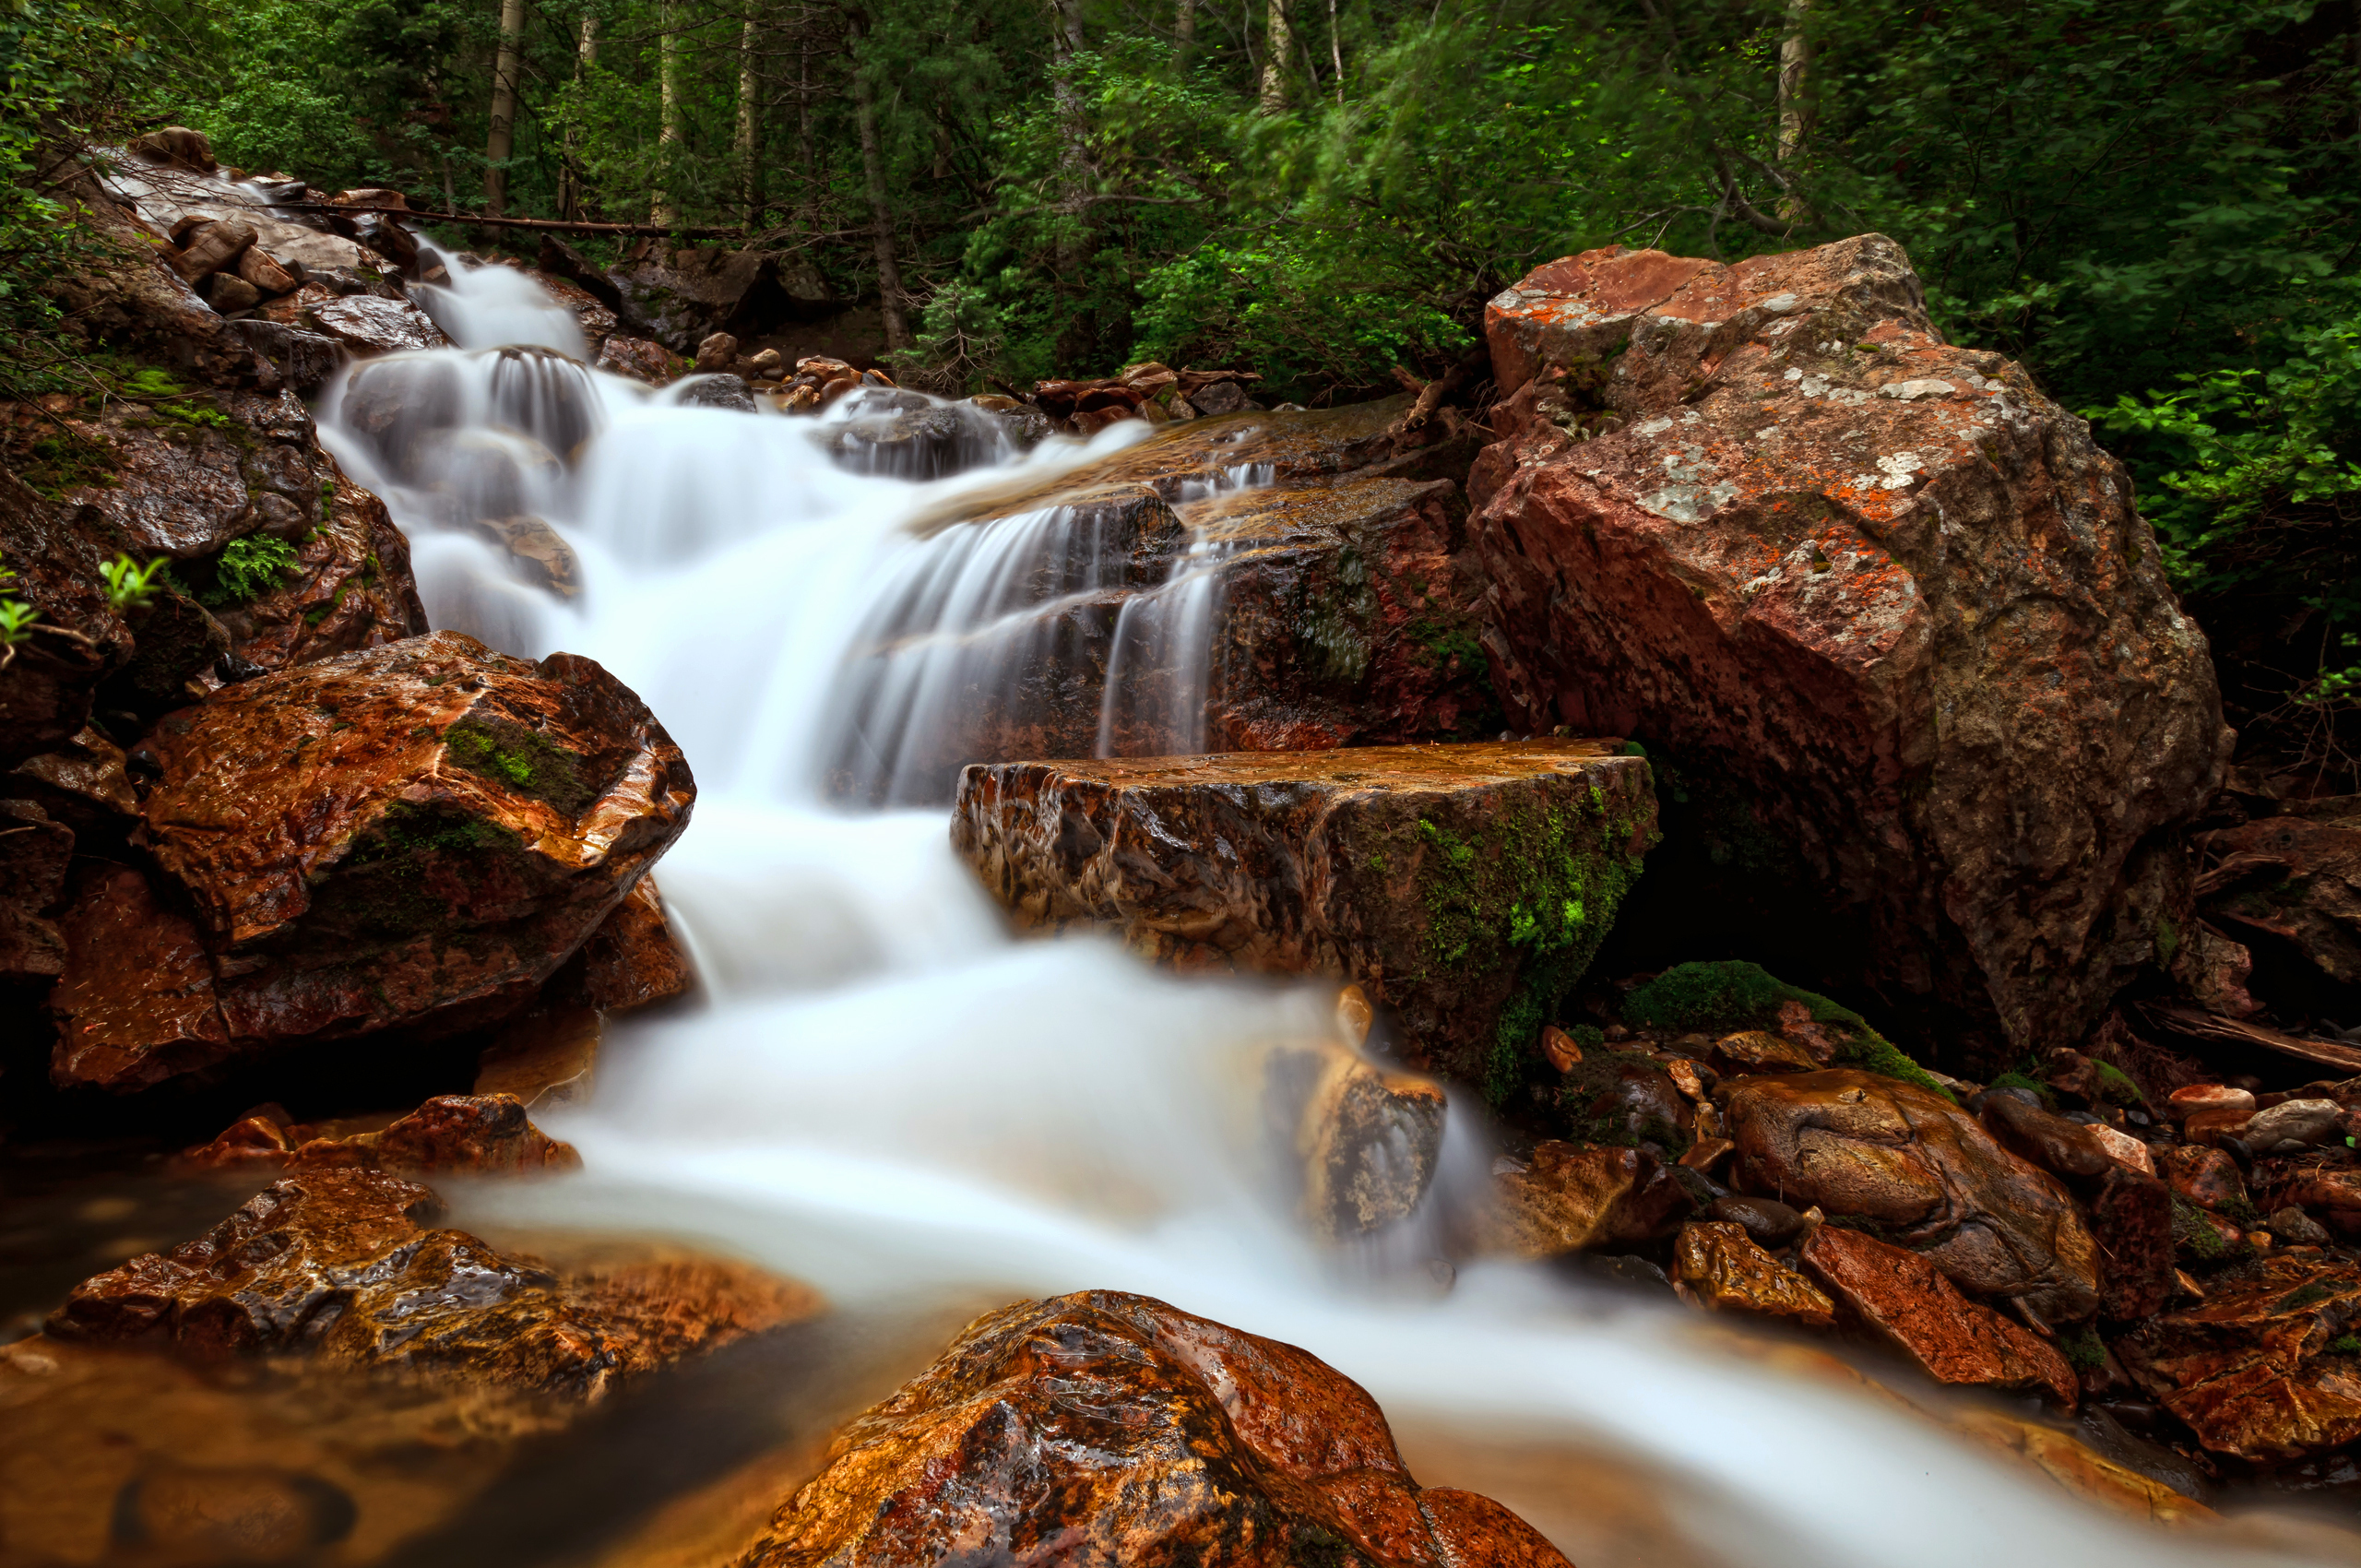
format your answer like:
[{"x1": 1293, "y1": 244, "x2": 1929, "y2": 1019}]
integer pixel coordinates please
[
  {"x1": 2166, "y1": 1084, "x2": 2255, "y2": 1120},
  {"x1": 1708, "y1": 1194, "x2": 1808, "y2": 1248}
]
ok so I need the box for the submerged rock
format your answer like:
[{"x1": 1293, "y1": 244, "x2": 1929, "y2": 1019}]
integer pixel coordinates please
[
  {"x1": 46, "y1": 1167, "x2": 817, "y2": 1396},
  {"x1": 1258, "y1": 1039, "x2": 1446, "y2": 1238},
  {"x1": 733, "y1": 1289, "x2": 1570, "y2": 1568},
  {"x1": 1724, "y1": 1069, "x2": 2101, "y2": 1321},
  {"x1": 953, "y1": 739, "x2": 1655, "y2": 1084},
  {"x1": 1472, "y1": 234, "x2": 2227, "y2": 1053},
  {"x1": 1800, "y1": 1224, "x2": 2077, "y2": 1404},
  {"x1": 2115, "y1": 1255, "x2": 2361, "y2": 1461},
  {"x1": 51, "y1": 631, "x2": 694, "y2": 1090}
]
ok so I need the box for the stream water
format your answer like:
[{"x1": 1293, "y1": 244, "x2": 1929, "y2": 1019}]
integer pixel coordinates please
[{"x1": 294, "y1": 250, "x2": 2345, "y2": 1566}]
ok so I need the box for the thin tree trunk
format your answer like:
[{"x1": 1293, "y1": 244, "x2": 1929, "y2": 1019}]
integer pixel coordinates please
[
  {"x1": 653, "y1": 0, "x2": 683, "y2": 226},
  {"x1": 848, "y1": 28, "x2": 909, "y2": 350},
  {"x1": 1259, "y1": 0, "x2": 1290, "y2": 111},
  {"x1": 1776, "y1": 0, "x2": 1811, "y2": 165},
  {"x1": 797, "y1": 26, "x2": 816, "y2": 223},
  {"x1": 735, "y1": 6, "x2": 764, "y2": 229},
  {"x1": 1048, "y1": 0, "x2": 1090, "y2": 275},
  {"x1": 558, "y1": 15, "x2": 599, "y2": 219},
  {"x1": 1175, "y1": 0, "x2": 1193, "y2": 57},
  {"x1": 1326, "y1": 0, "x2": 1342, "y2": 104},
  {"x1": 484, "y1": 0, "x2": 528, "y2": 217}
]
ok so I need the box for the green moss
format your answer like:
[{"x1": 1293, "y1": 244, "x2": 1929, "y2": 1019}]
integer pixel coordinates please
[
  {"x1": 2061, "y1": 1324, "x2": 2107, "y2": 1372},
  {"x1": 2330, "y1": 1335, "x2": 2361, "y2": 1356},
  {"x1": 2154, "y1": 913, "x2": 2181, "y2": 968},
  {"x1": 311, "y1": 801, "x2": 534, "y2": 943},
  {"x1": 2172, "y1": 1193, "x2": 2232, "y2": 1263},
  {"x1": 18, "y1": 431, "x2": 117, "y2": 499},
  {"x1": 2094, "y1": 1061, "x2": 2145, "y2": 1107},
  {"x1": 1570, "y1": 1023, "x2": 1605, "y2": 1050},
  {"x1": 2276, "y1": 1282, "x2": 2335, "y2": 1313},
  {"x1": 441, "y1": 715, "x2": 597, "y2": 816},
  {"x1": 1621, "y1": 959, "x2": 1954, "y2": 1101},
  {"x1": 1987, "y1": 1070, "x2": 2057, "y2": 1111}
]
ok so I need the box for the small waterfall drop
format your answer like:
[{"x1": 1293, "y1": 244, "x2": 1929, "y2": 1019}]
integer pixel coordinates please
[{"x1": 307, "y1": 261, "x2": 2325, "y2": 1568}]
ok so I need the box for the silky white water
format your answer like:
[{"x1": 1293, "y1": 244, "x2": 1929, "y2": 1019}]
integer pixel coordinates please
[{"x1": 305, "y1": 250, "x2": 2336, "y2": 1566}]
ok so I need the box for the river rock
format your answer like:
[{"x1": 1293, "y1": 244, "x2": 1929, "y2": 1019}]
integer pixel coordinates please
[
  {"x1": 1978, "y1": 1093, "x2": 2114, "y2": 1182},
  {"x1": 2200, "y1": 799, "x2": 2361, "y2": 986},
  {"x1": 45, "y1": 1167, "x2": 817, "y2": 1396},
  {"x1": 1672, "y1": 1220, "x2": 1835, "y2": 1327},
  {"x1": 1260, "y1": 1039, "x2": 1446, "y2": 1237},
  {"x1": 731, "y1": 1289, "x2": 1571, "y2": 1568},
  {"x1": 1724, "y1": 1069, "x2": 2101, "y2": 1321},
  {"x1": 2253, "y1": 1153, "x2": 2361, "y2": 1239},
  {"x1": 2114, "y1": 1255, "x2": 2361, "y2": 1460},
  {"x1": 594, "y1": 333, "x2": 678, "y2": 385},
  {"x1": 50, "y1": 631, "x2": 694, "y2": 1090},
  {"x1": 1800, "y1": 1225, "x2": 2077, "y2": 1404},
  {"x1": 303, "y1": 293, "x2": 451, "y2": 356},
  {"x1": 1470, "y1": 1141, "x2": 1688, "y2": 1258},
  {"x1": 548, "y1": 874, "x2": 693, "y2": 1011},
  {"x1": 2087, "y1": 1168, "x2": 2176, "y2": 1321},
  {"x1": 0, "y1": 799, "x2": 72, "y2": 981},
  {"x1": 2245, "y1": 1098, "x2": 2343, "y2": 1151},
  {"x1": 2156, "y1": 1144, "x2": 2249, "y2": 1213},
  {"x1": 179, "y1": 1092, "x2": 578, "y2": 1174},
  {"x1": 953, "y1": 740, "x2": 1654, "y2": 1084},
  {"x1": 1470, "y1": 234, "x2": 2227, "y2": 1053}
]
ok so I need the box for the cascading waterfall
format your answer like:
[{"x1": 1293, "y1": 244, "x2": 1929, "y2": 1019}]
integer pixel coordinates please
[{"x1": 309, "y1": 255, "x2": 2331, "y2": 1568}]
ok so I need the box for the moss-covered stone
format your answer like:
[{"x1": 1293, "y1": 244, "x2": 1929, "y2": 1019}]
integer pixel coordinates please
[{"x1": 1623, "y1": 958, "x2": 1952, "y2": 1100}]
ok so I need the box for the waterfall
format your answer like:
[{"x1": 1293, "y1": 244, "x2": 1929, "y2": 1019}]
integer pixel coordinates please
[{"x1": 308, "y1": 259, "x2": 2306, "y2": 1568}]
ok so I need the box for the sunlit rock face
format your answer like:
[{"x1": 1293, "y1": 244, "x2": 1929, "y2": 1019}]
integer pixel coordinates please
[
  {"x1": 50, "y1": 630, "x2": 694, "y2": 1091},
  {"x1": 1471, "y1": 233, "x2": 2229, "y2": 1055},
  {"x1": 952, "y1": 739, "x2": 1655, "y2": 1085},
  {"x1": 734, "y1": 1289, "x2": 1572, "y2": 1568}
]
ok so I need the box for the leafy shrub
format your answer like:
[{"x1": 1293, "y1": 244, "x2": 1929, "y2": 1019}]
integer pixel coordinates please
[{"x1": 202, "y1": 533, "x2": 297, "y2": 605}]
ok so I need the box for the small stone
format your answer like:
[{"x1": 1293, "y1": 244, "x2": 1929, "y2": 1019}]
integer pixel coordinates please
[
  {"x1": 693, "y1": 331, "x2": 739, "y2": 374},
  {"x1": 2166, "y1": 1084, "x2": 2255, "y2": 1121},
  {"x1": 2271, "y1": 1205, "x2": 2333, "y2": 1246},
  {"x1": 1679, "y1": 1135, "x2": 1736, "y2": 1175},
  {"x1": 1539, "y1": 1022, "x2": 1581, "y2": 1071},
  {"x1": 1664, "y1": 1057, "x2": 1708, "y2": 1100},
  {"x1": 2087, "y1": 1123, "x2": 2154, "y2": 1176},
  {"x1": 1672, "y1": 1220, "x2": 1835, "y2": 1328},
  {"x1": 1979, "y1": 1093, "x2": 2114, "y2": 1181},
  {"x1": 1470, "y1": 1141, "x2": 1681, "y2": 1259},
  {"x1": 2157, "y1": 1145, "x2": 2250, "y2": 1211},
  {"x1": 744, "y1": 347, "x2": 783, "y2": 375},
  {"x1": 2245, "y1": 1099, "x2": 2343, "y2": 1149},
  {"x1": 235, "y1": 244, "x2": 299, "y2": 296},
  {"x1": 1709, "y1": 1194, "x2": 1808, "y2": 1248},
  {"x1": 203, "y1": 271, "x2": 262, "y2": 312},
  {"x1": 1712, "y1": 1028, "x2": 1821, "y2": 1073},
  {"x1": 2181, "y1": 1106, "x2": 2254, "y2": 1146}
]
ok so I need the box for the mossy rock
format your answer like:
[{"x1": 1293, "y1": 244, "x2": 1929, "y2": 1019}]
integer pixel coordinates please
[{"x1": 1621, "y1": 958, "x2": 1952, "y2": 1101}]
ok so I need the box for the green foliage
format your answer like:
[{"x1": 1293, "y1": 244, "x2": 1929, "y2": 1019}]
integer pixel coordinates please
[
  {"x1": 201, "y1": 533, "x2": 297, "y2": 606},
  {"x1": 1622, "y1": 959, "x2": 1952, "y2": 1101},
  {"x1": 99, "y1": 552, "x2": 167, "y2": 612},
  {"x1": 2330, "y1": 1335, "x2": 2361, "y2": 1356},
  {"x1": 2060, "y1": 1324, "x2": 2106, "y2": 1373}
]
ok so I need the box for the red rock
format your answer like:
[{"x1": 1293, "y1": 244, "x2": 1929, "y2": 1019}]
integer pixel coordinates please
[
  {"x1": 1672, "y1": 1220, "x2": 1836, "y2": 1327},
  {"x1": 2157, "y1": 1144, "x2": 2251, "y2": 1213},
  {"x1": 594, "y1": 334, "x2": 679, "y2": 386},
  {"x1": 0, "y1": 798, "x2": 72, "y2": 980},
  {"x1": 1801, "y1": 1225, "x2": 2077, "y2": 1404},
  {"x1": 733, "y1": 1289, "x2": 1571, "y2": 1568},
  {"x1": 1978, "y1": 1093, "x2": 2114, "y2": 1181},
  {"x1": 44, "y1": 1167, "x2": 816, "y2": 1396},
  {"x1": 953, "y1": 741, "x2": 1654, "y2": 1084},
  {"x1": 2115, "y1": 1255, "x2": 2361, "y2": 1460},
  {"x1": 1471, "y1": 1140, "x2": 1681, "y2": 1258},
  {"x1": 1724, "y1": 1069, "x2": 2100, "y2": 1320},
  {"x1": 2252, "y1": 1153, "x2": 2361, "y2": 1240},
  {"x1": 2201, "y1": 800, "x2": 2361, "y2": 985},
  {"x1": 50, "y1": 632, "x2": 694, "y2": 1090},
  {"x1": 1470, "y1": 235, "x2": 2226, "y2": 1054},
  {"x1": 549, "y1": 874, "x2": 693, "y2": 1012},
  {"x1": 282, "y1": 1094, "x2": 579, "y2": 1175},
  {"x1": 2088, "y1": 1168, "x2": 2176, "y2": 1321},
  {"x1": 176, "y1": 1111, "x2": 299, "y2": 1170}
]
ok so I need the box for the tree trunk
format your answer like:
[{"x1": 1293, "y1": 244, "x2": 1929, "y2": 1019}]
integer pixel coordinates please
[
  {"x1": 735, "y1": 6, "x2": 764, "y2": 229},
  {"x1": 1258, "y1": 0, "x2": 1291, "y2": 112},
  {"x1": 797, "y1": 26, "x2": 817, "y2": 223},
  {"x1": 558, "y1": 15, "x2": 599, "y2": 220},
  {"x1": 1776, "y1": 0, "x2": 1811, "y2": 165},
  {"x1": 1048, "y1": 0, "x2": 1090, "y2": 276},
  {"x1": 1326, "y1": 0, "x2": 1342, "y2": 105},
  {"x1": 1175, "y1": 0, "x2": 1193, "y2": 57},
  {"x1": 848, "y1": 28, "x2": 909, "y2": 351},
  {"x1": 483, "y1": 0, "x2": 528, "y2": 217},
  {"x1": 653, "y1": 0, "x2": 683, "y2": 226}
]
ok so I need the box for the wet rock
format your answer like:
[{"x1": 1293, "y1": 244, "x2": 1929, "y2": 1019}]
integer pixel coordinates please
[
  {"x1": 232, "y1": 319, "x2": 343, "y2": 398},
  {"x1": 953, "y1": 741, "x2": 1654, "y2": 1085},
  {"x1": 1261, "y1": 1039, "x2": 1446, "y2": 1237},
  {"x1": 170, "y1": 217, "x2": 256, "y2": 283},
  {"x1": 2088, "y1": 1168, "x2": 2176, "y2": 1321},
  {"x1": 2272, "y1": 1205, "x2": 2334, "y2": 1247},
  {"x1": 1472, "y1": 235, "x2": 2226, "y2": 1053},
  {"x1": 2200, "y1": 799, "x2": 2361, "y2": 985},
  {"x1": 2246, "y1": 1099, "x2": 2343, "y2": 1151},
  {"x1": 2157, "y1": 1144, "x2": 2250, "y2": 1213},
  {"x1": 46, "y1": 1168, "x2": 818, "y2": 1396},
  {"x1": 235, "y1": 242, "x2": 299, "y2": 297},
  {"x1": 0, "y1": 475, "x2": 133, "y2": 764},
  {"x1": 0, "y1": 799, "x2": 73, "y2": 980},
  {"x1": 474, "y1": 1003, "x2": 601, "y2": 1111},
  {"x1": 693, "y1": 331, "x2": 739, "y2": 373},
  {"x1": 1725, "y1": 1069, "x2": 2101, "y2": 1321},
  {"x1": 674, "y1": 372, "x2": 756, "y2": 412},
  {"x1": 733, "y1": 1289, "x2": 1570, "y2": 1568},
  {"x1": 2166, "y1": 1082, "x2": 2256, "y2": 1121},
  {"x1": 1559, "y1": 1051, "x2": 1692, "y2": 1147},
  {"x1": 51, "y1": 632, "x2": 694, "y2": 1090},
  {"x1": 1951, "y1": 1408, "x2": 2217, "y2": 1526},
  {"x1": 1711, "y1": 1028, "x2": 1822, "y2": 1073},
  {"x1": 303, "y1": 293, "x2": 450, "y2": 356},
  {"x1": 825, "y1": 388, "x2": 1010, "y2": 481},
  {"x1": 279, "y1": 1093, "x2": 580, "y2": 1175},
  {"x1": 462, "y1": 514, "x2": 581, "y2": 598},
  {"x1": 1979, "y1": 1093, "x2": 2115, "y2": 1182},
  {"x1": 2253, "y1": 1153, "x2": 2361, "y2": 1240},
  {"x1": 2115, "y1": 1255, "x2": 2361, "y2": 1460},
  {"x1": 1707, "y1": 1193, "x2": 1808, "y2": 1248},
  {"x1": 1471, "y1": 1141, "x2": 1686, "y2": 1258},
  {"x1": 2086, "y1": 1123, "x2": 2155, "y2": 1176},
  {"x1": 548, "y1": 874, "x2": 693, "y2": 1012},
  {"x1": 1800, "y1": 1225, "x2": 2077, "y2": 1404},
  {"x1": 594, "y1": 333, "x2": 678, "y2": 386},
  {"x1": 1671, "y1": 1220, "x2": 1836, "y2": 1327}
]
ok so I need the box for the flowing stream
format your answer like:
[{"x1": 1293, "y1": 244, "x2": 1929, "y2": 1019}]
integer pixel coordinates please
[{"x1": 301, "y1": 250, "x2": 2340, "y2": 1567}]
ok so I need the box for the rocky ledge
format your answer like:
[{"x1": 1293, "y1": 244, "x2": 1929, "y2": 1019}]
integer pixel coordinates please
[{"x1": 954, "y1": 740, "x2": 1655, "y2": 1086}]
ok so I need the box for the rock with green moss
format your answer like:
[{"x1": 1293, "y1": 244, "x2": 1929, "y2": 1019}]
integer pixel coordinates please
[
  {"x1": 49, "y1": 630, "x2": 694, "y2": 1091},
  {"x1": 1624, "y1": 958, "x2": 1952, "y2": 1100},
  {"x1": 953, "y1": 739, "x2": 1655, "y2": 1092}
]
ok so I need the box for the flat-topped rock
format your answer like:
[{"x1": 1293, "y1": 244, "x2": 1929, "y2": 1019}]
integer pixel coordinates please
[{"x1": 953, "y1": 740, "x2": 1655, "y2": 1089}]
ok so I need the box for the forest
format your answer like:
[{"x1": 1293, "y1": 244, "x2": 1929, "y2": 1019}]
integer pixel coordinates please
[{"x1": 0, "y1": 0, "x2": 2357, "y2": 778}]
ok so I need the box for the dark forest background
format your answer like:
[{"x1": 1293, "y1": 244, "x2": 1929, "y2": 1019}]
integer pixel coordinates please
[{"x1": 2, "y1": 0, "x2": 2357, "y2": 777}]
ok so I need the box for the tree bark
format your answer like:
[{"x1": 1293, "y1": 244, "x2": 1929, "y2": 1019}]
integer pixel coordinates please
[
  {"x1": 1048, "y1": 0, "x2": 1090, "y2": 275},
  {"x1": 1326, "y1": 0, "x2": 1342, "y2": 105},
  {"x1": 848, "y1": 27, "x2": 909, "y2": 350},
  {"x1": 797, "y1": 24, "x2": 817, "y2": 223},
  {"x1": 1175, "y1": 0, "x2": 1193, "y2": 57},
  {"x1": 653, "y1": 0, "x2": 683, "y2": 226},
  {"x1": 558, "y1": 15, "x2": 599, "y2": 220},
  {"x1": 735, "y1": 6, "x2": 764, "y2": 228},
  {"x1": 1259, "y1": 0, "x2": 1291, "y2": 111},
  {"x1": 1776, "y1": 0, "x2": 1811, "y2": 165},
  {"x1": 483, "y1": 0, "x2": 528, "y2": 217}
]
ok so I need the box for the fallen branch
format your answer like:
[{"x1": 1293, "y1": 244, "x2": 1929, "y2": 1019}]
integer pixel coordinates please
[
  {"x1": 2142, "y1": 1003, "x2": 2361, "y2": 1075},
  {"x1": 278, "y1": 204, "x2": 747, "y2": 239}
]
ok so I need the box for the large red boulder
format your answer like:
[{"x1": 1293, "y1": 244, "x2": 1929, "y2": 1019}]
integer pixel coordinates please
[
  {"x1": 49, "y1": 631, "x2": 694, "y2": 1090},
  {"x1": 1469, "y1": 234, "x2": 2227, "y2": 1052}
]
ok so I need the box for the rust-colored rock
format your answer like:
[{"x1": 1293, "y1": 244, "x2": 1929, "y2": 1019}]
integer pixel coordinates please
[
  {"x1": 51, "y1": 631, "x2": 694, "y2": 1090},
  {"x1": 474, "y1": 1002, "x2": 601, "y2": 1111},
  {"x1": 1977, "y1": 1093, "x2": 2113, "y2": 1182},
  {"x1": 1711, "y1": 1029, "x2": 1821, "y2": 1074},
  {"x1": 2088, "y1": 1168, "x2": 2176, "y2": 1322},
  {"x1": 1724, "y1": 1069, "x2": 2100, "y2": 1320},
  {"x1": 1260, "y1": 1039, "x2": 1447, "y2": 1238},
  {"x1": 2115, "y1": 1255, "x2": 2361, "y2": 1461},
  {"x1": 550, "y1": 873, "x2": 694, "y2": 1011},
  {"x1": 595, "y1": 333, "x2": 679, "y2": 386},
  {"x1": 1471, "y1": 1140, "x2": 1686, "y2": 1258},
  {"x1": 45, "y1": 1167, "x2": 814, "y2": 1396},
  {"x1": 733, "y1": 1289, "x2": 1570, "y2": 1568},
  {"x1": 1671, "y1": 1220, "x2": 1835, "y2": 1328},
  {"x1": 954, "y1": 741, "x2": 1654, "y2": 1083},
  {"x1": 274, "y1": 1093, "x2": 580, "y2": 1174},
  {"x1": 2253, "y1": 1151, "x2": 2361, "y2": 1240},
  {"x1": 1800, "y1": 1225, "x2": 2076, "y2": 1404},
  {"x1": 0, "y1": 798, "x2": 72, "y2": 980},
  {"x1": 2201, "y1": 799, "x2": 2361, "y2": 986},
  {"x1": 2157, "y1": 1146, "x2": 2248, "y2": 1217},
  {"x1": 1471, "y1": 235, "x2": 2226, "y2": 1052}
]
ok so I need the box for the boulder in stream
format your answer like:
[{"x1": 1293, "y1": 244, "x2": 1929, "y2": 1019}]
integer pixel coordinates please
[
  {"x1": 1471, "y1": 234, "x2": 2229, "y2": 1054},
  {"x1": 1800, "y1": 1224, "x2": 2078, "y2": 1405},
  {"x1": 732, "y1": 1289, "x2": 1570, "y2": 1568},
  {"x1": 50, "y1": 630, "x2": 694, "y2": 1090},
  {"x1": 953, "y1": 739, "x2": 1655, "y2": 1087}
]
